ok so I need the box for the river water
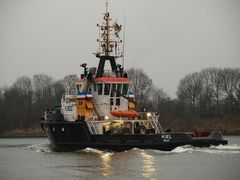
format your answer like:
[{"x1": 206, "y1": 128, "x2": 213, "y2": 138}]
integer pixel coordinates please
[{"x1": 0, "y1": 136, "x2": 240, "y2": 180}]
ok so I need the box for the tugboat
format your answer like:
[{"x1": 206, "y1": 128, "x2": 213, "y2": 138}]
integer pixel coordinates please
[{"x1": 41, "y1": 1, "x2": 228, "y2": 151}]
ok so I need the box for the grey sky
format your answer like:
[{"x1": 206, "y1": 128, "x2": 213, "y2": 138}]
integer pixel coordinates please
[{"x1": 1, "y1": 0, "x2": 240, "y2": 98}]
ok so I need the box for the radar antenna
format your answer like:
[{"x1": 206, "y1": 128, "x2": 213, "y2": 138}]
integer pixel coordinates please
[{"x1": 95, "y1": 0, "x2": 123, "y2": 78}]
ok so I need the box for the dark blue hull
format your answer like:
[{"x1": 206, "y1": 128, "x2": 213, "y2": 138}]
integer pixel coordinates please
[{"x1": 41, "y1": 121, "x2": 228, "y2": 152}]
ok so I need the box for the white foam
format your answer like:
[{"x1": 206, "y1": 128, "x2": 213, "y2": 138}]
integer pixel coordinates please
[
  {"x1": 171, "y1": 144, "x2": 240, "y2": 154},
  {"x1": 210, "y1": 144, "x2": 240, "y2": 150},
  {"x1": 26, "y1": 143, "x2": 52, "y2": 153},
  {"x1": 82, "y1": 148, "x2": 106, "y2": 154},
  {"x1": 172, "y1": 145, "x2": 194, "y2": 153},
  {"x1": 132, "y1": 148, "x2": 145, "y2": 152}
]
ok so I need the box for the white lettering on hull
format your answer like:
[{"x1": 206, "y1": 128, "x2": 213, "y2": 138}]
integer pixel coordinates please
[{"x1": 161, "y1": 134, "x2": 172, "y2": 142}]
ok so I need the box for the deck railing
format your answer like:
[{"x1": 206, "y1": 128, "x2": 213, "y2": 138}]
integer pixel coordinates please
[{"x1": 85, "y1": 112, "x2": 163, "y2": 135}]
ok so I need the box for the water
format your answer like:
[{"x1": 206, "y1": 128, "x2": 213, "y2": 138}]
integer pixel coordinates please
[{"x1": 0, "y1": 136, "x2": 240, "y2": 180}]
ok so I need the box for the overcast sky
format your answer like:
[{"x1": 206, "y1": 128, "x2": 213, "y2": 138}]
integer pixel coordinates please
[{"x1": 1, "y1": 0, "x2": 240, "y2": 97}]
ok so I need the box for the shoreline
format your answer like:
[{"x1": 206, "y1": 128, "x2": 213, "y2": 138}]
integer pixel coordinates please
[
  {"x1": 0, "y1": 127, "x2": 46, "y2": 138},
  {"x1": 0, "y1": 135, "x2": 46, "y2": 138}
]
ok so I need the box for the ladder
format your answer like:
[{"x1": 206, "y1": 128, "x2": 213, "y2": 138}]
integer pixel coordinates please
[{"x1": 86, "y1": 119, "x2": 98, "y2": 134}]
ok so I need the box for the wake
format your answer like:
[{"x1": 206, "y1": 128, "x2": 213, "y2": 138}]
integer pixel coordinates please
[
  {"x1": 172, "y1": 144, "x2": 240, "y2": 154},
  {"x1": 26, "y1": 143, "x2": 240, "y2": 155},
  {"x1": 26, "y1": 143, "x2": 52, "y2": 153}
]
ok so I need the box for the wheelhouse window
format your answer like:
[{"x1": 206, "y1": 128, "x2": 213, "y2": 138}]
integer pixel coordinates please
[
  {"x1": 116, "y1": 84, "x2": 122, "y2": 97},
  {"x1": 104, "y1": 83, "x2": 110, "y2": 95},
  {"x1": 110, "y1": 98, "x2": 114, "y2": 105},
  {"x1": 122, "y1": 84, "x2": 129, "y2": 96},
  {"x1": 93, "y1": 84, "x2": 97, "y2": 92},
  {"x1": 111, "y1": 84, "x2": 116, "y2": 97},
  {"x1": 97, "y1": 83, "x2": 103, "y2": 95},
  {"x1": 116, "y1": 98, "x2": 120, "y2": 106}
]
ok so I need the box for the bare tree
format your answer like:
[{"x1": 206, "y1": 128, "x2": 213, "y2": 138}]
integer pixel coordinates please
[
  {"x1": 32, "y1": 74, "x2": 54, "y2": 106},
  {"x1": 177, "y1": 72, "x2": 202, "y2": 115},
  {"x1": 220, "y1": 68, "x2": 240, "y2": 113},
  {"x1": 0, "y1": 88, "x2": 4, "y2": 132},
  {"x1": 207, "y1": 68, "x2": 224, "y2": 116},
  {"x1": 62, "y1": 75, "x2": 77, "y2": 94},
  {"x1": 1, "y1": 76, "x2": 33, "y2": 128},
  {"x1": 200, "y1": 69, "x2": 214, "y2": 116},
  {"x1": 150, "y1": 86, "x2": 169, "y2": 110},
  {"x1": 13, "y1": 76, "x2": 33, "y2": 109},
  {"x1": 127, "y1": 68, "x2": 153, "y2": 104},
  {"x1": 52, "y1": 80, "x2": 65, "y2": 105}
]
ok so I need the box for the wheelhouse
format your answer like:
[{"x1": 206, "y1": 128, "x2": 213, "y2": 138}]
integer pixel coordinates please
[{"x1": 93, "y1": 77, "x2": 131, "y2": 97}]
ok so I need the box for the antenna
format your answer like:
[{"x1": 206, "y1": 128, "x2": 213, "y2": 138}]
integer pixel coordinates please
[
  {"x1": 95, "y1": 0, "x2": 123, "y2": 59},
  {"x1": 105, "y1": 0, "x2": 109, "y2": 13},
  {"x1": 122, "y1": 10, "x2": 126, "y2": 69}
]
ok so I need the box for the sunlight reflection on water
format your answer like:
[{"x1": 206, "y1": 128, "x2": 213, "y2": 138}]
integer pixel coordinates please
[
  {"x1": 140, "y1": 151, "x2": 156, "y2": 179},
  {"x1": 100, "y1": 152, "x2": 113, "y2": 177}
]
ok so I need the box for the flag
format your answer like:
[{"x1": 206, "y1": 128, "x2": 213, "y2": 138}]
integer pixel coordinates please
[{"x1": 113, "y1": 23, "x2": 122, "y2": 32}]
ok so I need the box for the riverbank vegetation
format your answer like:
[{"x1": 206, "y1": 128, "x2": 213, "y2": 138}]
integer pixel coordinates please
[
  {"x1": 128, "y1": 67, "x2": 240, "y2": 134},
  {"x1": 0, "y1": 67, "x2": 239, "y2": 136}
]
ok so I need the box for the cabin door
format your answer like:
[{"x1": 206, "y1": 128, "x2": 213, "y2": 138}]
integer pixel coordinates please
[
  {"x1": 110, "y1": 97, "x2": 120, "y2": 111},
  {"x1": 110, "y1": 83, "x2": 122, "y2": 111}
]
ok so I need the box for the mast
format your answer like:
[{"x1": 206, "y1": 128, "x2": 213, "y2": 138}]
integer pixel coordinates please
[
  {"x1": 105, "y1": 0, "x2": 110, "y2": 56},
  {"x1": 122, "y1": 11, "x2": 126, "y2": 69},
  {"x1": 95, "y1": 0, "x2": 123, "y2": 78}
]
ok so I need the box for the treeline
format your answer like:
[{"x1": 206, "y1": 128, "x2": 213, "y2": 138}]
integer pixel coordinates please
[
  {"x1": 0, "y1": 74, "x2": 67, "y2": 132},
  {"x1": 177, "y1": 68, "x2": 240, "y2": 117},
  {"x1": 128, "y1": 67, "x2": 240, "y2": 117},
  {"x1": 0, "y1": 67, "x2": 239, "y2": 134},
  {"x1": 128, "y1": 67, "x2": 240, "y2": 131}
]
